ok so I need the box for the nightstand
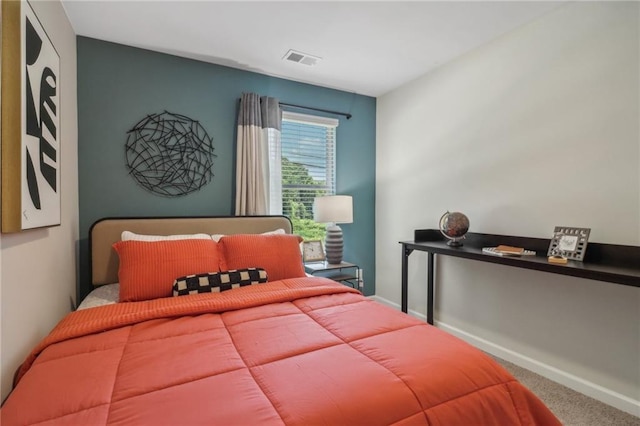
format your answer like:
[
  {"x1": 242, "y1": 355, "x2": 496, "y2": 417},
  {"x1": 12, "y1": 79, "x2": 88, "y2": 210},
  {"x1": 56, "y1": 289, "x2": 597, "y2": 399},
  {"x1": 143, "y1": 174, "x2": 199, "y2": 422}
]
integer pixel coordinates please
[{"x1": 304, "y1": 261, "x2": 361, "y2": 289}]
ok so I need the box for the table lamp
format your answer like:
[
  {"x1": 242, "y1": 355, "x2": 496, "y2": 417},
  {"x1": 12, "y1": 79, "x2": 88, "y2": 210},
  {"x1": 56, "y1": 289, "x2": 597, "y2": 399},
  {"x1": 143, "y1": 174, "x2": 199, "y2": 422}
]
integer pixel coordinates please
[{"x1": 313, "y1": 195, "x2": 353, "y2": 264}]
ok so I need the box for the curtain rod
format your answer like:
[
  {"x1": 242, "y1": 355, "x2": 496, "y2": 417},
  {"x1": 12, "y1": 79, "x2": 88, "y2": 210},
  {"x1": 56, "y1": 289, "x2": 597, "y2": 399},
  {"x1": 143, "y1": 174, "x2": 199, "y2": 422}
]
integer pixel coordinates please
[
  {"x1": 238, "y1": 97, "x2": 352, "y2": 120},
  {"x1": 279, "y1": 102, "x2": 352, "y2": 120}
]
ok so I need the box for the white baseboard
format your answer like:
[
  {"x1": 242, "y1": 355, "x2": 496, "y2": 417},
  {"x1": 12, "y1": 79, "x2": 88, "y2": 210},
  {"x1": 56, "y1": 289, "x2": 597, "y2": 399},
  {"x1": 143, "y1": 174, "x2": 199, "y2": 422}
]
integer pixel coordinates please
[{"x1": 368, "y1": 295, "x2": 640, "y2": 417}]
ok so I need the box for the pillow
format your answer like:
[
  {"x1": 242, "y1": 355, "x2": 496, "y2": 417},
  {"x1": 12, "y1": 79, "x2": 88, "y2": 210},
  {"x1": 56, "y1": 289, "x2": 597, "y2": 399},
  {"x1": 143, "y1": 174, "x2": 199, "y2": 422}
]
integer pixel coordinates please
[
  {"x1": 172, "y1": 268, "x2": 268, "y2": 296},
  {"x1": 113, "y1": 239, "x2": 224, "y2": 302},
  {"x1": 121, "y1": 231, "x2": 211, "y2": 241},
  {"x1": 210, "y1": 228, "x2": 286, "y2": 242},
  {"x1": 76, "y1": 283, "x2": 120, "y2": 310},
  {"x1": 219, "y1": 234, "x2": 305, "y2": 281}
]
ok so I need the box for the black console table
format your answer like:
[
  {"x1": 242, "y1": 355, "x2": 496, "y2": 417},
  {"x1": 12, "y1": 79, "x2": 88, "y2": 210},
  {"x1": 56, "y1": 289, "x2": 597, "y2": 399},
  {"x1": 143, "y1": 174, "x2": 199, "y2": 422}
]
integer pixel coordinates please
[{"x1": 400, "y1": 230, "x2": 640, "y2": 325}]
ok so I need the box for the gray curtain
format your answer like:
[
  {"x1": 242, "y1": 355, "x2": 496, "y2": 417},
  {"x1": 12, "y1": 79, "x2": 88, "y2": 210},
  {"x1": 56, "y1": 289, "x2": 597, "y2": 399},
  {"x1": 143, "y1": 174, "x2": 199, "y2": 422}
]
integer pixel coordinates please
[{"x1": 235, "y1": 93, "x2": 281, "y2": 215}]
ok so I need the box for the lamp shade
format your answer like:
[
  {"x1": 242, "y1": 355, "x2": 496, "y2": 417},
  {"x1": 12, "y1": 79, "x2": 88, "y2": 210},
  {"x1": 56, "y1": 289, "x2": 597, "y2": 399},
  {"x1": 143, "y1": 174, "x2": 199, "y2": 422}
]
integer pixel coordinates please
[{"x1": 313, "y1": 195, "x2": 353, "y2": 224}]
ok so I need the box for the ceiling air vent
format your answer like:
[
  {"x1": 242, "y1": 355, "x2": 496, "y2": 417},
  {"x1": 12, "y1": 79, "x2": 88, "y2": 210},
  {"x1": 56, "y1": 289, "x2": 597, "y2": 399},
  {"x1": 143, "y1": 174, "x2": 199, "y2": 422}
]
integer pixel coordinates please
[{"x1": 283, "y1": 49, "x2": 321, "y2": 66}]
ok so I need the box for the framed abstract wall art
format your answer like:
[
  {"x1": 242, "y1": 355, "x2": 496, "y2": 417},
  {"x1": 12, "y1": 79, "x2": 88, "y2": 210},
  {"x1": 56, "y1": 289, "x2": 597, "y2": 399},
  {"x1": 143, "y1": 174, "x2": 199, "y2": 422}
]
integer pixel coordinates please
[{"x1": 2, "y1": 0, "x2": 60, "y2": 232}]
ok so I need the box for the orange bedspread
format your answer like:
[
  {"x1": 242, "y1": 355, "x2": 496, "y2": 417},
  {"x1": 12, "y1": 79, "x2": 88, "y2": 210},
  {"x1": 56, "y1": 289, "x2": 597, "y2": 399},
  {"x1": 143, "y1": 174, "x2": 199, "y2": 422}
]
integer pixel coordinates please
[{"x1": 2, "y1": 277, "x2": 560, "y2": 425}]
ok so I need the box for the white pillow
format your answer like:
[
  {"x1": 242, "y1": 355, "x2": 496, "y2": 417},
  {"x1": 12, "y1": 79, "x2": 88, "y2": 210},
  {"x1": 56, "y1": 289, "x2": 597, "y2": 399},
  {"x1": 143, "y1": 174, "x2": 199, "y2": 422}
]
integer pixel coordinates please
[
  {"x1": 210, "y1": 228, "x2": 286, "y2": 242},
  {"x1": 121, "y1": 230, "x2": 212, "y2": 241},
  {"x1": 76, "y1": 283, "x2": 120, "y2": 310}
]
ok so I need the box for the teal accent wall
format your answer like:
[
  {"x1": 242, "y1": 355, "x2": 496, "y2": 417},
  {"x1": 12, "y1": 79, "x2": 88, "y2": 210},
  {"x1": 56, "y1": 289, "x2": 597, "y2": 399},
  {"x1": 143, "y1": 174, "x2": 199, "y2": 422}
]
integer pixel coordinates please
[{"x1": 77, "y1": 37, "x2": 376, "y2": 300}]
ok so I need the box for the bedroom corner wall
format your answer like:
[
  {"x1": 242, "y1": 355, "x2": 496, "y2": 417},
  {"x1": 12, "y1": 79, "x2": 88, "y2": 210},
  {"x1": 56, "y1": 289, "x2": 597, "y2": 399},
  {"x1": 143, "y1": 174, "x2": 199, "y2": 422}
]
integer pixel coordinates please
[
  {"x1": 376, "y1": 1, "x2": 639, "y2": 415},
  {"x1": 76, "y1": 38, "x2": 376, "y2": 301},
  {"x1": 0, "y1": 0, "x2": 78, "y2": 403}
]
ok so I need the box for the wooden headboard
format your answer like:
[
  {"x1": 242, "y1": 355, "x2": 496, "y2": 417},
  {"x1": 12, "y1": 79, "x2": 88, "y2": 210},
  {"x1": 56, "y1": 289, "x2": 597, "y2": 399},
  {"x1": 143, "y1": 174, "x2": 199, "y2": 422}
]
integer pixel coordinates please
[{"x1": 89, "y1": 216, "x2": 293, "y2": 286}]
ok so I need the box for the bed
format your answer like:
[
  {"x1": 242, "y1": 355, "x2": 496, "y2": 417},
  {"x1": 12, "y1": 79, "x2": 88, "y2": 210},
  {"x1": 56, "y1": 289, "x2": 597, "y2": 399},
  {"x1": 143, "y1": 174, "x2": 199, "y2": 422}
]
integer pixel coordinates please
[{"x1": 1, "y1": 216, "x2": 560, "y2": 425}]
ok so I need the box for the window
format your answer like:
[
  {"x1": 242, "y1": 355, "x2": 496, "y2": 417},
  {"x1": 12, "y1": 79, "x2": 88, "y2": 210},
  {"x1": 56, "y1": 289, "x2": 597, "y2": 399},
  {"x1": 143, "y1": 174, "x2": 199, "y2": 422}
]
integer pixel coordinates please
[{"x1": 269, "y1": 111, "x2": 339, "y2": 240}]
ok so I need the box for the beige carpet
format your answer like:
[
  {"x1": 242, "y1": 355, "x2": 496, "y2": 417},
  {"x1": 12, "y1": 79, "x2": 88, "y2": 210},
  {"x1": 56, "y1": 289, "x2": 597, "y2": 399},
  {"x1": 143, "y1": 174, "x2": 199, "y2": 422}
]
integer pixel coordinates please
[{"x1": 491, "y1": 355, "x2": 639, "y2": 426}]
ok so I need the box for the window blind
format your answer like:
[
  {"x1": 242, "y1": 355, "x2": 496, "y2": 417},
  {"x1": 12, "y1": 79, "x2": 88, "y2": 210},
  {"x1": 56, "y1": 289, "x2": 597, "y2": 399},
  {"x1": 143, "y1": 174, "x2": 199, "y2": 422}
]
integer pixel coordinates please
[{"x1": 269, "y1": 111, "x2": 338, "y2": 221}]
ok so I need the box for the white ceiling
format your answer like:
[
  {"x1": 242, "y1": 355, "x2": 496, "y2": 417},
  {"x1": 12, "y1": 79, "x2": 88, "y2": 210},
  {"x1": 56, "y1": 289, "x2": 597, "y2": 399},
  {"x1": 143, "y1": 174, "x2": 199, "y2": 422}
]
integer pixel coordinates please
[{"x1": 61, "y1": 1, "x2": 565, "y2": 97}]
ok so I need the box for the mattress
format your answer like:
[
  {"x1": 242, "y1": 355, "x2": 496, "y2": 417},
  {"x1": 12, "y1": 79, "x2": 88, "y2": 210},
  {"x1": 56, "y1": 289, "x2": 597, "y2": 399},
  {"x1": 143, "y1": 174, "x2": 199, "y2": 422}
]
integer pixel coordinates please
[{"x1": 2, "y1": 277, "x2": 560, "y2": 425}]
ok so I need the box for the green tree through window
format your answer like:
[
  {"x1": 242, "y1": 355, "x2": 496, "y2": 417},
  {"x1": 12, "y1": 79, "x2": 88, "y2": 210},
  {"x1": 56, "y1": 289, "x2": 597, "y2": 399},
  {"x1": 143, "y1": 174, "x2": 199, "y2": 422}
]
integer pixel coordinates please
[{"x1": 282, "y1": 157, "x2": 328, "y2": 240}]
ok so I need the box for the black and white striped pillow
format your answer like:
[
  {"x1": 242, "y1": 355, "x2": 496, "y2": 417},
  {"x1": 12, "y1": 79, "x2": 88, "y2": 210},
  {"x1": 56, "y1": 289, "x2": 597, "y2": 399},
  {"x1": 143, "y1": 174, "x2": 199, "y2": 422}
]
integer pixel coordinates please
[{"x1": 172, "y1": 268, "x2": 268, "y2": 296}]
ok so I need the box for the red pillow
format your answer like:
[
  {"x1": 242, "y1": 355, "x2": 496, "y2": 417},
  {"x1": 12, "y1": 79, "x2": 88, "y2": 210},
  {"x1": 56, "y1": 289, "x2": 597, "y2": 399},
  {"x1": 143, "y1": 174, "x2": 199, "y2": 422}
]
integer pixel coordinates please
[
  {"x1": 219, "y1": 234, "x2": 305, "y2": 281},
  {"x1": 113, "y1": 239, "x2": 224, "y2": 302}
]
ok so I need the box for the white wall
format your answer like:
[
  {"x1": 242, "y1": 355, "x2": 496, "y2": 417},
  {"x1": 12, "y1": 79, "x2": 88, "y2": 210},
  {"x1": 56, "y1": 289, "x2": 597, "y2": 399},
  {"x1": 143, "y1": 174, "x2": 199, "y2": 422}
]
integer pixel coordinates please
[
  {"x1": 0, "y1": 0, "x2": 78, "y2": 402},
  {"x1": 376, "y1": 1, "x2": 639, "y2": 416}
]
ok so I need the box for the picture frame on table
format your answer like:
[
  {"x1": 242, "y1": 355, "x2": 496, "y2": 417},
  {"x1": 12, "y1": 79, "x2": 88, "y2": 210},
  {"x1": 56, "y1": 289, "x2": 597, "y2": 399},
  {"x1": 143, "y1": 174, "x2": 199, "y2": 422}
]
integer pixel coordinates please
[
  {"x1": 1, "y1": 0, "x2": 60, "y2": 233},
  {"x1": 547, "y1": 226, "x2": 591, "y2": 261},
  {"x1": 303, "y1": 240, "x2": 326, "y2": 263}
]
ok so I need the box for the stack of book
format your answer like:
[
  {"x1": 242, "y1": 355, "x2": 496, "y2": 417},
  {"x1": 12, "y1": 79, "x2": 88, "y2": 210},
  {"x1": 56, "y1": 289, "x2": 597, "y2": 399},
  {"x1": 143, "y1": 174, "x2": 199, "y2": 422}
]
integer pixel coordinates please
[{"x1": 482, "y1": 245, "x2": 536, "y2": 257}]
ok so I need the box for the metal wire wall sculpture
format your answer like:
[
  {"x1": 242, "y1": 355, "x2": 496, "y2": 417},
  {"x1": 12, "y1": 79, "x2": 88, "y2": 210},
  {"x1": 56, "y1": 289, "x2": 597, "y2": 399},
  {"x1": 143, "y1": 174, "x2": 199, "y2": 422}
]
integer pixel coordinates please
[{"x1": 125, "y1": 111, "x2": 216, "y2": 197}]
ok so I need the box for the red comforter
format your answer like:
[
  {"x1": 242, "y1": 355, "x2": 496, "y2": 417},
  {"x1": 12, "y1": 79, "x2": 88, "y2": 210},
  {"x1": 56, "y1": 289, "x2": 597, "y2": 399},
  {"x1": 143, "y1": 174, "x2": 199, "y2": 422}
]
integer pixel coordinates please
[{"x1": 2, "y1": 277, "x2": 559, "y2": 425}]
